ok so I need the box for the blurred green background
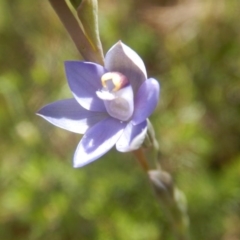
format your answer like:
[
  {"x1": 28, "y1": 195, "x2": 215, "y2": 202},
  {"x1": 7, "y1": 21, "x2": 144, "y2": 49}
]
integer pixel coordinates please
[{"x1": 1, "y1": 0, "x2": 240, "y2": 239}]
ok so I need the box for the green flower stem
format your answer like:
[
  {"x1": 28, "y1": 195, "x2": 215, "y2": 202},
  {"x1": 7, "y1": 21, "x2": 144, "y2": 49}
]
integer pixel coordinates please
[
  {"x1": 49, "y1": 0, "x2": 104, "y2": 65},
  {"x1": 134, "y1": 122, "x2": 190, "y2": 240},
  {"x1": 133, "y1": 148, "x2": 149, "y2": 172},
  {"x1": 76, "y1": 0, "x2": 104, "y2": 64},
  {"x1": 149, "y1": 170, "x2": 190, "y2": 240}
]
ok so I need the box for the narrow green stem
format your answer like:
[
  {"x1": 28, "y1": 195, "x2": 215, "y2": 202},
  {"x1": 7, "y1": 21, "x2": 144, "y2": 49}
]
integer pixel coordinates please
[
  {"x1": 49, "y1": 0, "x2": 104, "y2": 64},
  {"x1": 143, "y1": 120, "x2": 190, "y2": 239},
  {"x1": 133, "y1": 148, "x2": 149, "y2": 172}
]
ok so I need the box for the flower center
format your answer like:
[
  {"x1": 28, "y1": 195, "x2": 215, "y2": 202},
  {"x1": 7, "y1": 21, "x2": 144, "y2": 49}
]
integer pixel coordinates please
[
  {"x1": 101, "y1": 72, "x2": 128, "y2": 92},
  {"x1": 108, "y1": 97, "x2": 130, "y2": 121},
  {"x1": 96, "y1": 72, "x2": 134, "y2": 121}
]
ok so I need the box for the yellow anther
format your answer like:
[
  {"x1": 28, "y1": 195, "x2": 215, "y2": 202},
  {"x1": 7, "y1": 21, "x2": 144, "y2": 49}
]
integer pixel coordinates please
[
  {"x1": 101, "y1": 72, "x2": 129, "y2": 92},
  {"x1": 101, "y1": 72, "x2": 113, "y2": 88}
]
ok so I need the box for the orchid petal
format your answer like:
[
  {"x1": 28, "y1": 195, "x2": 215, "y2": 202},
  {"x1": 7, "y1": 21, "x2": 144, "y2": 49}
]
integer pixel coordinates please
[
  {"x1": 105, "y1": 41, "x2": 147, "y2": 95},
  {"x1": 116, "y1": 120, "x2": 147, "y2": 152},
  {"x1": 132, "y1": 78, "x2": 160, "y2": 125},
  {"x1": 103, "y1": 85, "x2": 134, "y2": 121},
  {"x1": 74, "y1": 117, "x2": 126, "y2": 167},
  {"x1": 65, "y1": 61, "x2": 107, "y2": 112},
  {"x1": 37, "y1": 98, "x2": 108, "y2": 134}
]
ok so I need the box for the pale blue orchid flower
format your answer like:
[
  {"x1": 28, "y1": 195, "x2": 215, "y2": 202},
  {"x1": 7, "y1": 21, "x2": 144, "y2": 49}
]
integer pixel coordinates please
[{"x1": 37, "y1": 41, "x2": 160, "y2": 167}]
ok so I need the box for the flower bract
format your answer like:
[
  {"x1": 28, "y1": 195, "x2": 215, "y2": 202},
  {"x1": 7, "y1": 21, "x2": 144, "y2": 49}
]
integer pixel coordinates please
[{"x1": 37, "y1": 41, "x2": 160, "y2": 167}]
